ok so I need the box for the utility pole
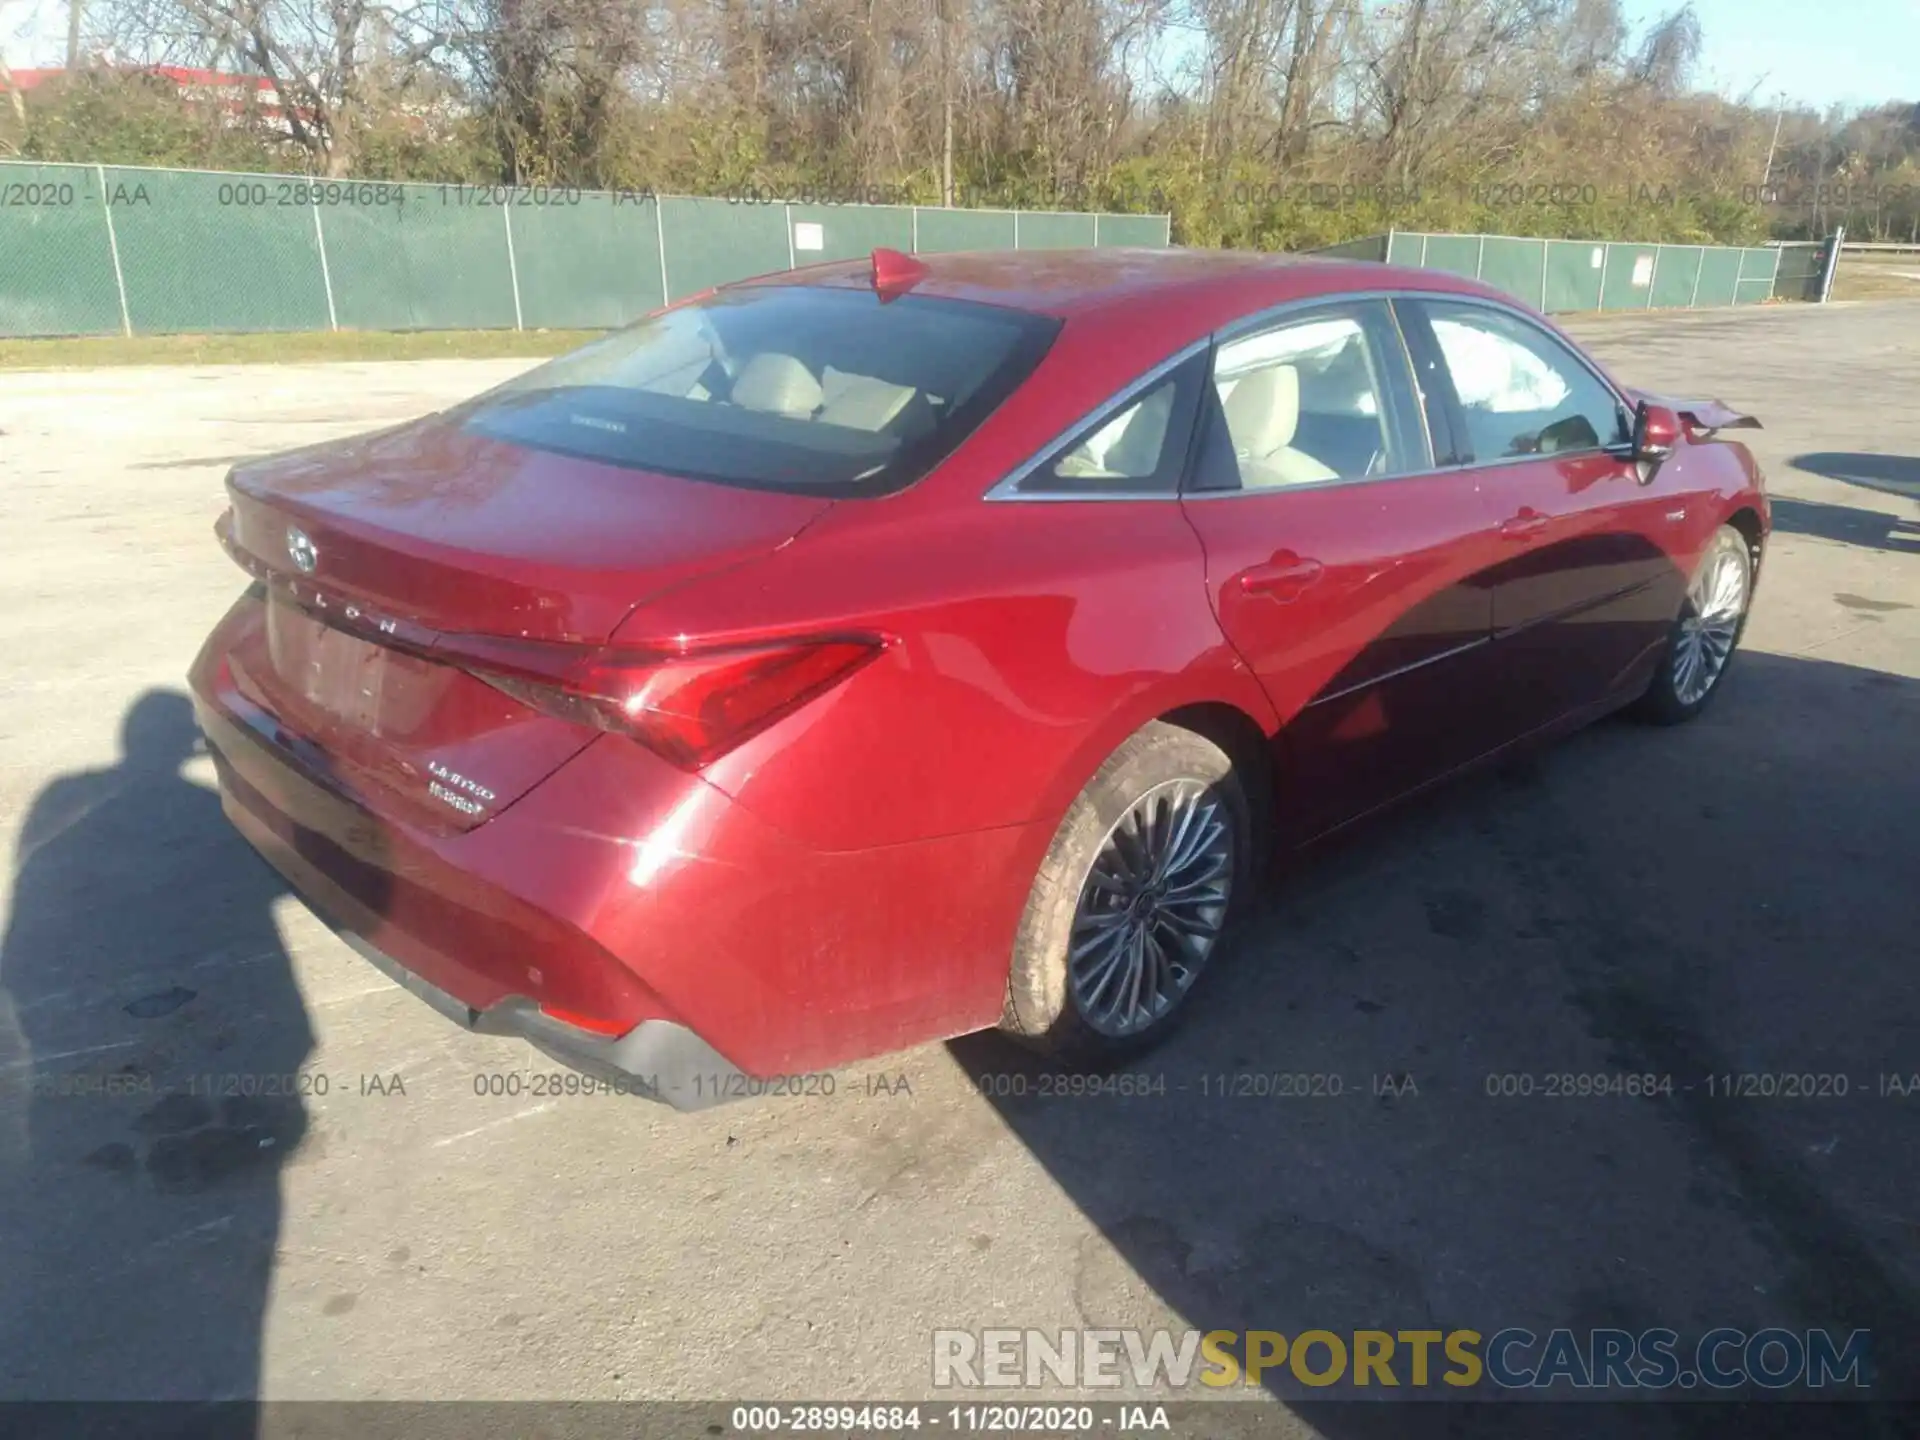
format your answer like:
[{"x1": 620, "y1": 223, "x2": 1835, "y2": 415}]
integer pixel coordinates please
[
  {"x1": 938, "y1": 0, "x2": 954, "y2": 207},
  {"x1": 67, "y1": 0, "x2": 83, "y2": 69},
  {"x1": 1761, "y1": 92, "x2": 1785, "y2": 190}
]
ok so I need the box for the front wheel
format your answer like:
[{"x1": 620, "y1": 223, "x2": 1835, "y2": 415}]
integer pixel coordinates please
[
  {"x1": 1000, "y1": 722, "x2": 1253, "y2": 1068},
  {"x1": 1632, "y1": 523, "x2": 1753, "y2": 724}
]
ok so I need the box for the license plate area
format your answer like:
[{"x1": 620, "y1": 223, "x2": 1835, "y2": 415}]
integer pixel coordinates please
[
  {"x1": 225, "y1": 588, "x2": 601, "y2": 836},
  {"x1": 266, "y1": 592, "x2": 442, "y2": 739}
]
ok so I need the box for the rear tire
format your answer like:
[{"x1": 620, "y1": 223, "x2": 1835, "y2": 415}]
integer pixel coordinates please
[
  {"x1": 1000, "y1": 722, "x2": 1253, "y2": 1068},
  {"x1": 1632, "y1": 523, "x2": 1753, "y2": 725}
]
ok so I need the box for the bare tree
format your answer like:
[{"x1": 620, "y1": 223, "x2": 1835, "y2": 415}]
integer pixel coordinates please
[
  {"x1": 458, "y1": 0, "x2": 652, "y2": 184},
  {"x1": 96, "y1": 0, "x2": 459, "y2": 173},
  {"x1": 1352, "y1": 0, "x2": 1560, "y2": 184},
  {"x1": 35, "y1": 0, "x2": 1915, "y2": 249},
  {"x1": 0, "y1": 47, "x2": 24, "y2": 129},
  {"x1": 1630, "y1": 2, "x2": 1698, "y2": 95},
  {"x1": 0, "y1": 0, "x2": 32, "y2": 130}
]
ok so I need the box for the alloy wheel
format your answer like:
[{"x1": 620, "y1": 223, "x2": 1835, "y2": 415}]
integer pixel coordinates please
[
  {"x1": 1067, "y1": 779, "x2": 1234, "y2": 1037},
  {"x1": 1672, "y1": 543, "x2": 1749, "y2": 706}
]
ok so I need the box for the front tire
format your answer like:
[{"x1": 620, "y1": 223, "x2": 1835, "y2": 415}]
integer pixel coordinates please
[
  {"x1": 1633, "y1": 523, "x2": 1753, "y2": 725},
  {"x1": 1000, "y1": 722, "x2": 1253, "y2": 1068}
]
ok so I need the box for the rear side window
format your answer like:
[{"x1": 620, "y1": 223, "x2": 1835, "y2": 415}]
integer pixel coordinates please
[
  {"x1": 1012, "y1": 348, "x2": 1210, "y2": 497},
  {"x1": 463, "y1": 286, "x2": 1060, "y2": 497}
]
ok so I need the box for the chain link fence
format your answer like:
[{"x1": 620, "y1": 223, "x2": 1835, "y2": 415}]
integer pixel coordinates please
[
  {"x1": 4, "y1": 162, "x2": 1837, "y2": 339},
  {"x1": 0, "y1": 161, "x2": 1173, "y2": 338},
  {"x1": 1768, "y1": 237, "x2": 1841, "y2": 302},
  {"x1": 1317, "y1": 230, "x2": 1835, "y2": 311}
]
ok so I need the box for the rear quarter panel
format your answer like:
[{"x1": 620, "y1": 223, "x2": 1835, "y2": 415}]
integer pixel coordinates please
[
  {"x1": 618, "y1": 497, "x2": 1278, "y2": 854},
  {"x1": 602, "y1": 303, "x2": 1286, "y2": 855}
]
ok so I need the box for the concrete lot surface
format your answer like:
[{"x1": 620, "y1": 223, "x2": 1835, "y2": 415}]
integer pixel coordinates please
[{"x1": 1, "y1": 303, "x2": 1917, "y2": 1434}]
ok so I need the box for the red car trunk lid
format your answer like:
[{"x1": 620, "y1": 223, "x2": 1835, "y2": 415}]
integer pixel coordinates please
[
  {"x1": 225, "y1": 415, "x2": 831, "y2": 641},
  {"x1": 218, "y1": 414, "x2": 832, "y2": 832}
]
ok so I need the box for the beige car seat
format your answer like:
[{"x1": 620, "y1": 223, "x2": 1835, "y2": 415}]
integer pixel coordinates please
[
  {"x1": 818, "y1": 367, "x2": 916, "y2": 431},
  {"x1": 731, "y1": 353, "x2": 824, "y2": 418},
  {"x1": 1221, "y1": 364, "x2": 1339, "y2": 488},
  {"x1": 729, "y1": 354, "x2": 922, "y2": 436},
  {"x1": 1054, "y1": 383, "x2": 1175, "y2": 479}
]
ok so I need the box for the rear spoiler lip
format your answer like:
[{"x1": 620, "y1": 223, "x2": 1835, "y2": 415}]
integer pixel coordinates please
[{"x1": 1626, "y1": 389, "x2": 1762, "y2": 437}]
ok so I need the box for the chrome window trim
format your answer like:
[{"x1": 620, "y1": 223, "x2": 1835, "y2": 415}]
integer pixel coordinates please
[
  {"x1": 1219, "y1": 287, "x2": 1630, "y2": 410},
  {"x1": 1213, "y1": 286, "x2": 1410, "y2": 346},
  {"x1": 1180, "y1": 472, "x2": 1384, "y2": 500},
  {"x1": 984, "y1": 286, "x2": 1632, "y2": 503},
  {"x1": 983, "y1": 338, "x2": 1210, "y2": 502}
]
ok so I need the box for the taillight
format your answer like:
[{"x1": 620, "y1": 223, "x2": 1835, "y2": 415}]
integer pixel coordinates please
[{"x1": 441, "y1": 632, "x2": 884, "y2": 770}]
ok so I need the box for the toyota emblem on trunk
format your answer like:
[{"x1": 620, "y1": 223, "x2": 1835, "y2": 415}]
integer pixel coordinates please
[{"x1": 286, "y1": 526, "x2": 318, "y2": 574}]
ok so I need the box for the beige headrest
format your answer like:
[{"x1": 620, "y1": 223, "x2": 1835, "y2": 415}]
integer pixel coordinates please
[
  {"x1": 818, "y1": 367, "x2": 915, "y2": 431},
  {"x1": 1221, "y1": 365, "x2": 1301, "y2": 459},
  {"x1": 1102, "y1": 384, "x2": 1174, "y2": 476},
  {"x1": 732, "y1": 353, "x2": 823, "y2": 418}
]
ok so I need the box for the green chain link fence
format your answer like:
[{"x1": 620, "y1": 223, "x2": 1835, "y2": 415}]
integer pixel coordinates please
[
  {"x1": 1315, "y1": 230, "x2": 1833, "y2": 311},
  {"x1": 4, "y1": 162, "x2": 1836, "y2": 339},
  {"x1": 0, "y1": 161, "x2": 1173, "y2": 338}
]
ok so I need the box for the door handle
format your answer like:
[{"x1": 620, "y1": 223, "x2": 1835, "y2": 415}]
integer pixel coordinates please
[
  {"x1": 1499, "y1": 507, "x2": 1550, "y2": 540},
  {"x1": 1239, "y1": 553, "x2": 1324, "y2": 601}
]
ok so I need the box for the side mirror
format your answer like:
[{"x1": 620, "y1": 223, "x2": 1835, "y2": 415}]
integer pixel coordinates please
[{"x1": 1631, "y1": 400, "x2": 1679, "y2": 464}]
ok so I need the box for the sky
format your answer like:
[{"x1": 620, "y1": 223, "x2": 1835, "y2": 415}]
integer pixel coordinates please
[
  {"x1": 1623, "y1": 0, "x2": 1918, "y2": 112},
  {"x1": 4, "y1": 0, "x2": 1915, "y2": 115}
]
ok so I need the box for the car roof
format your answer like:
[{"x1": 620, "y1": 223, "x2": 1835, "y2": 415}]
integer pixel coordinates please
[{"x1": 753, "y1": 246, "x2": 1517, "y2": 324}]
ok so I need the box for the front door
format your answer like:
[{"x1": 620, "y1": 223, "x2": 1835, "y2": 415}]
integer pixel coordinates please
[{"x1": 1397, "y1": 298, "x2": 1695, "y2": 738}]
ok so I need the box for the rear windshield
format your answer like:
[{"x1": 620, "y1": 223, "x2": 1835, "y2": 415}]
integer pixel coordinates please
[{"x1": 463, "y1": 285, "x2": 1060, "y2": 496}]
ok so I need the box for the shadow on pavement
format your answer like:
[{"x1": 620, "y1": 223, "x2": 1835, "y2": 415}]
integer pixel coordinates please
[
  {"x1": 1768, "y1": 497, "x2": 1920, "y2": 555},
  {"x1": 955, "y1": 649, "x2": 1920, "y2": 1437},
  {"x1": 1789, "y1": 453, "x2": 1920, "y2": 507},
  {"x1": 0, "y1": 690, "x2": 316, "y2": 1404}
]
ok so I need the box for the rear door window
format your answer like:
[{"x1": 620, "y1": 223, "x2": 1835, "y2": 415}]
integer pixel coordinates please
[
  {"x1": 1215, "y1": 315, "x2": 1392, "y2": 485},
  {"x1": 463, "y1": 286, "x2": 1060, "y2": 497},
  {"x1": 1186, "y1": 302, "x2": 1427, "y2": 491}
]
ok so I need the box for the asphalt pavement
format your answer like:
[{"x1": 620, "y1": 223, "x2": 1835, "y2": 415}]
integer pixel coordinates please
[{"x1": 0, "y1": 301, "x2": 1915, "y2": 1435}]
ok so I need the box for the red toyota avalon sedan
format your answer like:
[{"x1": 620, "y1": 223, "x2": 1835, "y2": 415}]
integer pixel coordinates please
[{"x1": 190, "y1": 247, "x2": 1768, "y2": 1108}]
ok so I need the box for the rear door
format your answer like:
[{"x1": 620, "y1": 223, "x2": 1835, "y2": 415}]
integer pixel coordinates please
[
  {"x1": 1398, "y1": 298, "x2": 1695, "y2": 738},
  {"x1": 1178, "y1": 300, "x2": 1511, "y2": 839}
]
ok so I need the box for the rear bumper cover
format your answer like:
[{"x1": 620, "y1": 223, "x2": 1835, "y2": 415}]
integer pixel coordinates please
[
  {"x1": 194, "y1": 694, "x2": 752, "y2": 1111},
  {"x1": 333, "y1": 927, "x2": 747, "y2": 1112},
  {"x1": 189, "y1": 590, "x2": 1039, "y2": 1096}
]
